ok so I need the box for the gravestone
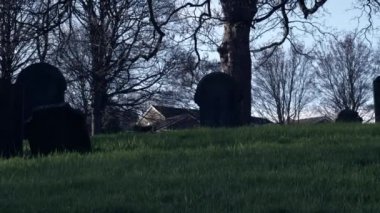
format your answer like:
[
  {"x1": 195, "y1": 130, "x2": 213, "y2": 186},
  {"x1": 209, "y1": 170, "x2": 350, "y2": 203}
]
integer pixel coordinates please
[
  {"x1": 0, "y1": 79, "x2": 18, "y2": 157},
  {"x1": 14, "y1": 63, "x2": 67, "y2": 122},
  {"x1": 335, "y1": 108, "x2": 363, "y2": 123},
  {"x1": 12, "y1": 63, "x2": 67, "y2": 152},
  {"x1": 194, "y1": 72, "x2": 242, "y2": 127},
  {"x1": 25, "y1": 103, "x2": 91, "y2": 155},
  {"x1": 374, "y1": 76, "x2": 380, "y2": 123}
]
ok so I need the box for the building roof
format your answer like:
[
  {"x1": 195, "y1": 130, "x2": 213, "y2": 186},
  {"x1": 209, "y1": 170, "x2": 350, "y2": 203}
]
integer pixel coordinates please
[
  {"x1": 138, "y1": 105, "x2": 273, "y2": 129},
  {"x1": 152, "y1": 105, "x2": 199, "y2": 119},
  {"x1": 250, "y1": 116, "x2": 273, "y2": 125}
]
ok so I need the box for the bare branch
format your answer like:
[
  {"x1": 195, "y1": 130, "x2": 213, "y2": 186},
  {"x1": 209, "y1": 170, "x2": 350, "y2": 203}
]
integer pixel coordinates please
[
  {"x1": 298, "y1": 0, "x2": 327, "y2": 19},
  {"x1": 252, "y1": 3, "x2": 289, "y2": 53}
]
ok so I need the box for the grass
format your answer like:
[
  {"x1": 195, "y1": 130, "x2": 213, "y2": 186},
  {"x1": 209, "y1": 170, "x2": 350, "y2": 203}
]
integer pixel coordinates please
[{"x1": 1, "y1": 124, "x2": 380, "y2": 212}]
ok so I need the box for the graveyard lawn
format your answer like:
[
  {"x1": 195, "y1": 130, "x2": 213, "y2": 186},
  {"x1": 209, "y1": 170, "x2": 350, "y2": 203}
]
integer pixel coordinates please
[{"x1": 2, "y1": 124, "x2": 380, "y2": 212}]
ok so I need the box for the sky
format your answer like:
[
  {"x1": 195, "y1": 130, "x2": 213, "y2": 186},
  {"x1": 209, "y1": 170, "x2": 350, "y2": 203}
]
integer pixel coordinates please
[
  {"x1": 278, "y1": 0, "x2": 380, "y2": 47},
  {"x1": 251, "y1": 0, "x2": 380, "y2": 119},
  {"x1": 314, "y1": 0, "x2": 380, "y2": 40},
  {"x1": 323, "y1": 0, "x2": 361, "y2": 30},
  {"x1": 183, "y1": 1, "x2": 380, "y2": 118},
  {"x1": 279, "y1": 0, "x2": 380, "y2": 120},
  {"x1": 202, "y1": 0, "x2": 380, "y2": 60}
]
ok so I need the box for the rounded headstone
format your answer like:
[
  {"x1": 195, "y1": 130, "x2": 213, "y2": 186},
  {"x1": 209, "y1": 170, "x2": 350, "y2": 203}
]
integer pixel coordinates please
[
  {"x1": 12, "y1": 63, "x2": 67, "y2": 153},
  {"x1": 15, "y1": 63, "x2": 67, "y2": 121},
  {"x1": 335, "y1": 109, "x2": 363, "y2": 123},
  {"x1": 194, "y1": 72, "x2": 242, "y2": 127}
]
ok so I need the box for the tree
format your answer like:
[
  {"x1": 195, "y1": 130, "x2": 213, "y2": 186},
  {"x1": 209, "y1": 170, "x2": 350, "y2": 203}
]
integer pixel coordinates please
[
  {"x1": 57, "y1": 28, "x2": 91, "y2": 117},
  {"x1": 356, "y1": 0, "x2": 380, "y2": 32},
  {"x1": 153, "y1": 48, "x2": 219, "y2": 108},
  {"x1": 315, "y1": 33, "x2": 377, "y2": 114},
  {"x1": 0, "y1": 0, "x2": 34, "y2": 84},
  {"x1": 57, "y1": 0, "x2": 177, "y2": 134},
  {"x1": 0, "y1": 0, "x2": 75, "y2": 84},
  {"x1": 30, "y1": 0, "x2": 73, "y2": 63},
  {"x1": 148, "y1": 0, "x2": 327, "y2": 125},
  {"x1": 0, "y1": 0, "x2": 74, "y2": 83},
  {"x1": 217, "y1": 0, "x2": 327, "y2": 124},
  {"x1": 253, "y1": 45, "x2": 315, "y2": 124}
]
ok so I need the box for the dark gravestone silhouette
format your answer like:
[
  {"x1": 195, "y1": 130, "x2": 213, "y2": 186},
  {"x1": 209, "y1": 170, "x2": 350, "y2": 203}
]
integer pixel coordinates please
[
  {"x1": 374, "y1": 76, "x2": 380, "y2": 123},
  {"x1": 194, "y1": 72, "x2": 242, "y2": 127},
  {"x1": 335, "y1": 108, "x2": 363, "y2": 123},
  {"x1": 25, "y1": 103, "x2": 91, "y2": 155},
  {"x1": 0, "y1": 79, "x2": 17, "y2": 157},
  {"x1": 13, "y1": 63, "x2": 67, "y2": 153}
]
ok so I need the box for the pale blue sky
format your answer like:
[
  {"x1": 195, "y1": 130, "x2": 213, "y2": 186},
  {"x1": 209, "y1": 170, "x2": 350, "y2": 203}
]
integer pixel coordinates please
[
  {"x1": 320, "y1": 0, "x2": 379, "y2": 38},
  {"x1": 323, "y1": 0, "x2": 358, "y2": 30},
  {"x1": 202, "y1": 1, "x2": 380, "y2": 59}
]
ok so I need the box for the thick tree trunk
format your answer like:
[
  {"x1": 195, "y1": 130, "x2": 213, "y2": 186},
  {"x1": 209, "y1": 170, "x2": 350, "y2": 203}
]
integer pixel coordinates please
[
  {"x1": 90, "y1": 42, "x2": 108, "y2": 135},
  {"x1": 91, "y1": 77, "x2": 107, "y2": 135},
  {"x1": 88, "y1": 1, "x2": 109, "y2": 135},
  {"x1": 89, "y1": 19, "x2": 108, "y2": 134},
  {"x1": 218, "y1": 0, "x2": 257, "y2": 125}
]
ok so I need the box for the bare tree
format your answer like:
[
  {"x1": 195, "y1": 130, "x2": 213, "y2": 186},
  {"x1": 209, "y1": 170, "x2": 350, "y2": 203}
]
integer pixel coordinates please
[
  {"x1": 253, "y1": 45, "x2": 315, "y2": 124},
  {"x1": 0, "y1": 0, "x2": 74, "y2": 83},
  {"x1": 147, "y1": 0, "x2": 327, "y2": 125},
  {"x1": 154, "y1": 48, "x2": 219, "y2": 108},
  {"x1": 57, "y1": 28, "x2": 91, "y2": 116},
  {"x1": 0, "y1": 0, "x2": 36, "y2": 84},
  {"x1": 30, "y1": 0, "x2": 73, "y2": 63},
  {"x1": 217, "y1": 1, "x2": 326, "y2": 124},
  {"x1": 56, "y1": 0, "x2": 179, "y2": 134},
  {"x1": 355, "y1": 0, "x2": 380, "y2": 33},
  {"x1": 315, "y1": 33, "x2": 377, "y2": 115}
]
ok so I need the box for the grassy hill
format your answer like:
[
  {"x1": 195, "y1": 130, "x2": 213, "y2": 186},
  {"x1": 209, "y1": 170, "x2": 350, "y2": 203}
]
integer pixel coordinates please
[{"x1": 1, "y1": 124, "x2": 380, "y2": 212}]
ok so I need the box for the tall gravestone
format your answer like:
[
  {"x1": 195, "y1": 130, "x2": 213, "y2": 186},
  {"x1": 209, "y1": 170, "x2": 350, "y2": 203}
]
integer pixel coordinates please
[
  {"x1": 374, "y1": 76, "x2": 380, "y2": 123},
  {"x1": 0, "y1": 79, "x2": 16, "y2": 157},
  {"x1": 194, "y1": 72, "x2": 242, "y2": 127},
  {"x1": 12, "y1": 63, "x2": 67, "y2": 154}
]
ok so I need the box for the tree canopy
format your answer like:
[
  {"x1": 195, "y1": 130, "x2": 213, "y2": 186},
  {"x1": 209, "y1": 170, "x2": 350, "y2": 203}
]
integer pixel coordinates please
[{"x1": 1, "y1": 0, "x2": 380, "y2": 131}]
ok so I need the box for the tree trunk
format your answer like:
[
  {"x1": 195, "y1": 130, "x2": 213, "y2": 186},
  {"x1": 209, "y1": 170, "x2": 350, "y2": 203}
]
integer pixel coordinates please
[
  {"x1": 88, "y1": 1, "x2": 109, "y2": 135},
  {"x1": 91, "y1": 77, "x2": 107, "y2": 135},
  {"x1": 218, "y1": 0, "x2": 257, "y2": 125},
  {"x1": 90, "y1": 37, "x2": 108, "y2": 135},
  {"x1": 89, "y1": 28, "x2": 107, "y2": 134}
]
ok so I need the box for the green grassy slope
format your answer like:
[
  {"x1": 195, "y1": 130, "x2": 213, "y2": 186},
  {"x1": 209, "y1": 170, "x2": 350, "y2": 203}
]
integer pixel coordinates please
[{"x1": 1, "y1": 124, "x2": 380, "y2": 212}]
